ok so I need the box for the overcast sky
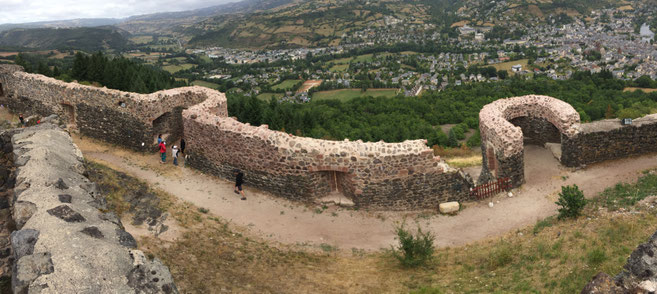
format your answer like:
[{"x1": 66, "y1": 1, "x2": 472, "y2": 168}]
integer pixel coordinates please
[{"x1": 0, "y1": 0, "x2": 236, "y2": 24}]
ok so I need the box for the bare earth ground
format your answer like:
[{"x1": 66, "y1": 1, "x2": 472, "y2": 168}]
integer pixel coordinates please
[{"x1": 70, "y1": 133, "x2": 657, "y2": 251}]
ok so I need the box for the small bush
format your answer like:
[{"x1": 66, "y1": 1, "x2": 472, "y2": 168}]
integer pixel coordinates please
[
  {"x1": 392, "y1": 224, "x2": 435, "y2": 267},
  {"x1": 556, "y1": 185, "x2": 587, "y2": 219},
  {"x1": 198, "y1": 207, "x2": 209, "y2": 214}
]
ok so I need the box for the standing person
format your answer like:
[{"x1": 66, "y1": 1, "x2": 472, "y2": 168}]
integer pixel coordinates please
[
  {"x1": 159, "y1": 140, "x2": 166, "y2": 164},
  {"x1": 234, "y1": 169, "x2": 246, "y2": 200},
  {"x1": 19, "y1": 114, "x2": 25, "y2": 127},
  {"x1": 172, "y1": 145, "x2": 179, "y2": 166},
  {"x1": 157, "y1": 134, "x2": 163, "y2": 145}
]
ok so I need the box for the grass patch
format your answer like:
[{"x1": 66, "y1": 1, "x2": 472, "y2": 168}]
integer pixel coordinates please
[
  {"x1": 256, "y1": 92, "x2": 284, "y2": 101},
  {"x1": 444, "y1": 155, "x2": 482, "y2": 168},
  {"x1": 191, "y1": 80, "x2": 220, "y2": 89},
  {"x1": 312, "y1": 88, "x2": 398, "y2": 101},
  {"x1": 272, "y1": 79, "x2": 302, "y2": 91},
  {"x1": 593, "y1": 170, "x2": 657, "y2": 210},
  {"x1": 491, "y1": 59, "x2": 529, "y2": 75},
  {"x1": 162, "y1": 63, "x2": 195, "y2": 73}
]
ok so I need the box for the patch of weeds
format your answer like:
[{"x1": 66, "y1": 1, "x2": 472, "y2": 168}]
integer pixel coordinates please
[
  {"x1": 351, "y1": 248, "x2": 365, "y2": 257},
  {"x1": 331, "y1": 212, "x2": 338, "y2": 217},
  {"x1": 391, "y1": 223, "x2": 435, "y2": 268},
  {"x1": 280, "y1": 210, "x2": 285, "y2": 215},
  {"x1": 586, "y1": 247, "x2": 607, "y2": 267},
  {"x1": 532, "y1": 216, "x2": 556, "y2": 235},
  {"x1": 595, "y1": 172, "x2": 657, "y2": 210},
  {"x1": 314, "y1": 208, "x2": 324, "y2": 214},
  {"x1": 376, "y1": 214, "x2": 387, "y2": 222},
  {"x1": 562, "y1": 175, "x2": 569, "y2": 181},
  {"x1": 320, "y1": 243, "x2": 338, "y2": 253},
  {"x1": 487, "y1": 240, "x2": 514, "y2": 270},
  {"x1": 198, "y1": 207, "x2": 209, "y2": 214}
]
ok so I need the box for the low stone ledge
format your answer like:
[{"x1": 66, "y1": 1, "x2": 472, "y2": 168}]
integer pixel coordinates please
[{"x1": 7, "y1": 123, "x2": 177, "y2": 293}]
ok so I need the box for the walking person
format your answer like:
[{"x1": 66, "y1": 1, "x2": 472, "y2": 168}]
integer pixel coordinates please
[
  {"x1": 159, "y1": 140, "x2": 166, "y2": 164},
  {"x1": 172, "y1": 145, "x2": 179, "y2": 166},
  {"x1": 234, "y1": 169, "x2": 246, "y2": 200},
  {"x1": 180, "y1": 137, "x2": 186, "y2": 155},
  {"x1": 19, "y1": 114, "x2": 25, "y2": 127}
]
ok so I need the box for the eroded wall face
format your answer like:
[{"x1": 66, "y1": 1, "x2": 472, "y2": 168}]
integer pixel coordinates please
[
  {"x1": 1, "y1": 65, "x2": 476, "y2": 210},
  {"x1": 76, "y1": 103, "x2": 154, "y2": 151},
  {"x1": 561, "y1": 118, "x2": 657, "y2": 167},
  {"x1": 509, "y1": 116, "x2": 562, "y2": 146}
]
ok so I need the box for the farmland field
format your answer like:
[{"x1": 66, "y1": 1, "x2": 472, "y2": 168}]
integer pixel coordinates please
[
  {"x1": 312, "y1": 88, "x2": 399, "y2": 101},
  {"x1": 257, "y1": 92, "x2": 284, "y2": 101},
  {"x1": 492, "y1": 59, "x2": 529, "y2": 74},
  {"x1": 272, "y1": 79, "x2": 302, "y2": 91},
  {"x1": 162, "y1": 64, "x2": 195, "y2": 73},
  {"x1": 191, "y1": 80, "x2": 220, "y2": 89}
]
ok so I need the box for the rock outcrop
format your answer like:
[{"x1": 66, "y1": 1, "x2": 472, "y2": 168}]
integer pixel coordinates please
[
  {"x1": 7, "y1": 123, "x2": 177, "y2": 293},
  {"x1": 582, "y1": 230, "x2": 657, "y2": 294}
]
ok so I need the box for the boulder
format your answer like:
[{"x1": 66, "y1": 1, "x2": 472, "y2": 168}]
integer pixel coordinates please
[{"x1": 439, "y1": 202, "x2": 459, "y2": 214}]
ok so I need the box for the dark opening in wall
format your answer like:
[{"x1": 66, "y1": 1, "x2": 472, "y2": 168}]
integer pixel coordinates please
[
  {"x1": 0, "y1": 83, "x2": 4, "y2": 96},
  {"x1": 509, "y1": 116, "x2": 562, "y2": 146}
]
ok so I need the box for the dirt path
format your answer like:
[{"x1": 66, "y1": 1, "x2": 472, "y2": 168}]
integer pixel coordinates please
[{"x1": 73, "y1": 135, "x2": 657, "y2": 251}]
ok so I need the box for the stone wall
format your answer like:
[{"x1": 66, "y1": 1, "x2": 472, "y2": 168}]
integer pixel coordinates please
[
  {"x1": 0, "y1": 65, "x2": 225, "y2": 151},
  {"x1": 561, "y1": 114, "x2": 657, "y2": 167},
  {"x1": 0, "y1": 65, "x2": 476, "y2": 210},
  {"x1": 478, "y1": 95, "x2": 580, "y2": 186},
  {"x1": 182, "y1": 93, "x2": 474, "y2": 210},
  {"x1": 7, "y1": 122, "x2": 177, "y2": 293}
]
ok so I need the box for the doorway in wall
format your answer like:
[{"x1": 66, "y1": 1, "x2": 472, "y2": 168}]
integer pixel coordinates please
[{"x1": 61, "y1": 103, "x2": 75, "y2": 125}]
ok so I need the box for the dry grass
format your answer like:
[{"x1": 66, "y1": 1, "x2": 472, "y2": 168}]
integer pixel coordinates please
[
  {"x1": 432, "y1": 145, "x2": 479, "y2": 158},
  {"x1": 83, "y1": 140, "x2": 657, "y2": 294},
  {"x1": 445, "y1": 155, "x2": 482, "y2": 168}
]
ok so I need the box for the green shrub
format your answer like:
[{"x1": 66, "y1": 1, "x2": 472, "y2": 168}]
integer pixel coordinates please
[
  {"x1": 556, "y1": 185, "x2": 587, "y2": 219},
  {"x1": 392, "y1": 224, "x2": 435, "y2": 267}
]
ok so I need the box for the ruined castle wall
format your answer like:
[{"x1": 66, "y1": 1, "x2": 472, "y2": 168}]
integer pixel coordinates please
[
  {"x1": 8, "y1": 123, "x2": 177, "y2": 293},
  {"x1": 183, "y1": 94, "x2": 473, "y2": 210},
  {"x1": 561, "y1": 114, "x2": 657, "y2": 167},
  {"x1": 0, "y1": 65, "x2": 474, "y2": 210},
  {"x1": 478, "y1": 95, "x2": 580, "y2": 186},
  {"x1": 0, "y1": 65, "x2": 225, "y2": 151}
]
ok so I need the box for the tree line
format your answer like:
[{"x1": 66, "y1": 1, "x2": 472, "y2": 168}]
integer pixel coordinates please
[
  {"x1": 14, "y1": 51, "x2": 185, "y2": 94},
  {"x1": 228, "y1": 71, "x2": 657, "y2": 147}
]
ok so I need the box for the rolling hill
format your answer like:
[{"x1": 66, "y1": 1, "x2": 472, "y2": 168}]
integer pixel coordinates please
[{"x1": 0, "y1": 27, "x2": 130, "y2": 51}]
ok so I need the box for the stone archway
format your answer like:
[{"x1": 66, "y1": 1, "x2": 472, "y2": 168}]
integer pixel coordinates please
[{"x1": 478, "y1": 95, "x2": 580, "y2": 187}]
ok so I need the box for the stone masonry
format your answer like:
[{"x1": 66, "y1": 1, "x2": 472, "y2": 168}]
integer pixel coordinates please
[
  {"x1": 8, "y1": 122, "x2": 177, "y2": 293},
  {"x1": 0, "y1": 65, "x2": 226, "y2": 152},
  {"x1": 478, "y1": 95, "x2": 580, "y2": 186},
  {"x1": 0, "y1": 65, "x2": 473, "y2": 210},
  {"x1": 183, "y1": 94, "x2": 473, "y2": 210}
]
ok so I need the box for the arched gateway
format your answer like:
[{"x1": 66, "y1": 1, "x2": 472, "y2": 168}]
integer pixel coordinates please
[{"x1": 478, "y1": 95, "x2": 580, "y2": 187}]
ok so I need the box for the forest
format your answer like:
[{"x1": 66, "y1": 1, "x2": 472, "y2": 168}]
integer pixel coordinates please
[
  {"x1": 228, "y1": 71, "x2": 657, "y2": 147},
  {"x1": 14, "y1": 51, "x2": 185, "y2": 93}
]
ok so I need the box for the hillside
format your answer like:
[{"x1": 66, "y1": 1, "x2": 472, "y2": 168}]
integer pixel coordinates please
[
  {"x1": 186, "y1": 0, "x2": 441, "y2": 49},
  {"x1": 0, "y1": 18, "x2": 121, "y2": 32},
  {"x1": 116, "y1": 0, "x2": 296, "y2": 35},
  {"x1": 0, "y1": 27, "x2": 129, "y2": 51},
  {"x1": 458, "y1": 0, "x2": 629, "y2": 26}
]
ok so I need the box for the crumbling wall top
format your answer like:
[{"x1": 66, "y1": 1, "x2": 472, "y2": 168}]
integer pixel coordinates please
[{"x1": 184, "y1": 95, "x2": 434, "y2": 158}]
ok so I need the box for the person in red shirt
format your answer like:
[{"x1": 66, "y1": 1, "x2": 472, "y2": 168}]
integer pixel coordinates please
[{"x1": 159, "y1": 141, "x2": 167, "y2": 164}]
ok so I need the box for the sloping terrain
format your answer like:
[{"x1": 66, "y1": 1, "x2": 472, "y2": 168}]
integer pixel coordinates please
[
  {"x1": 186, "y1": 0, "x2": 434, "y2": 48},
  {"x1": 0, "y1": 26, "x2": 129, "y2": 51}
]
